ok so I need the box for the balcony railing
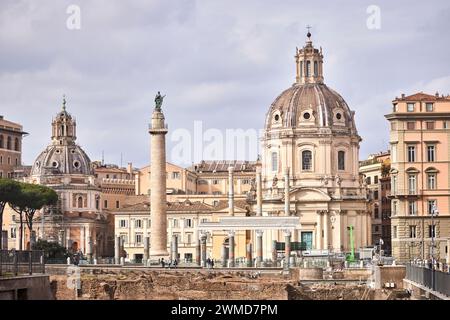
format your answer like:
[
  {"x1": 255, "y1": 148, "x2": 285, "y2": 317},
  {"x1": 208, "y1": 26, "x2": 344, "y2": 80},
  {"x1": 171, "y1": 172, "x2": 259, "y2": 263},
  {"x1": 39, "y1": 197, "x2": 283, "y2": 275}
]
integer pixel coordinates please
[{"x1": 387, "y1": 189, "x2": 419, "y2": 197}]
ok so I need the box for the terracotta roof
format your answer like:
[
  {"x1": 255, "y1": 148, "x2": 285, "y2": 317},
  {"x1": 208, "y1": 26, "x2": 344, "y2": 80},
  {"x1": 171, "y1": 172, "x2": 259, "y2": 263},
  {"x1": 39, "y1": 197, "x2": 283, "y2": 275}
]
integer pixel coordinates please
[
  {"x1": 213, "y1": 199, "x2": 251, "y2": 211},
  {"x1": 115, "y1": 200, "x2": 214, "y2": 213},
  {"x1": 189, "y1": 160, "x2": 257, "y2": 173},
  {"x1": 394, "y1": 92, "x2": 450, "y2": 102}
]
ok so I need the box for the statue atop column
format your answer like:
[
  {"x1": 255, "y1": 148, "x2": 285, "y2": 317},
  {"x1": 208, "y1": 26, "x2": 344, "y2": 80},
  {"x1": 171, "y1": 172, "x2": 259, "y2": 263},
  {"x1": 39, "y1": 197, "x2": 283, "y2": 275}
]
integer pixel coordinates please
[{"x1": 154, "y1": 91, "x2": 166, "y2": 111}]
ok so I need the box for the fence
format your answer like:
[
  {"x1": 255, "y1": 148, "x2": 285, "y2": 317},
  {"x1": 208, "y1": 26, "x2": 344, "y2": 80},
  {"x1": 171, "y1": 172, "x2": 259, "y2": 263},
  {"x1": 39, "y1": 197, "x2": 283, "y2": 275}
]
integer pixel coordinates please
[
  {"x1": 406, "y1": 263, "x2": 450, "y2": 297},
  {"x1": 0, "y1": 250, "x2": 45, "y2": 276}
]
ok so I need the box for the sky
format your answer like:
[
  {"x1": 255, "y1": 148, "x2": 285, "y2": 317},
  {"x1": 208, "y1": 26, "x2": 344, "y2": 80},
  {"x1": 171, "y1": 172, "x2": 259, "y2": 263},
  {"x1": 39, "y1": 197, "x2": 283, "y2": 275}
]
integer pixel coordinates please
[{"x1": 1, "y1": 0, "x2": 449, "y2": 169}]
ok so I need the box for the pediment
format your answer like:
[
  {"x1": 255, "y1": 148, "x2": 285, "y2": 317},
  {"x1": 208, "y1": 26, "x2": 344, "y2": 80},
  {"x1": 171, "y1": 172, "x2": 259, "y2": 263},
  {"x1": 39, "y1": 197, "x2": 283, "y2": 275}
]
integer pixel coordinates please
[{"x1": 290, "y1": 187, "x2": 331, "y2": 202}]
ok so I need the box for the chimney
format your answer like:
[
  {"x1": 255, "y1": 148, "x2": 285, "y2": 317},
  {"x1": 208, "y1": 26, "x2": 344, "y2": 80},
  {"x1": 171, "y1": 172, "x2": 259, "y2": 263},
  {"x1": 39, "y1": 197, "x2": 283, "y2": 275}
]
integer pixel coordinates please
[
  {"x1": 401, "y1": 93, "x2": 405, "y2": 99},
  {"x1": 435, "y1": 91, "x2": 439, "y2": 97},
  {"x1": 127, "y1": 162, "x2": 133, "y2": 174}
]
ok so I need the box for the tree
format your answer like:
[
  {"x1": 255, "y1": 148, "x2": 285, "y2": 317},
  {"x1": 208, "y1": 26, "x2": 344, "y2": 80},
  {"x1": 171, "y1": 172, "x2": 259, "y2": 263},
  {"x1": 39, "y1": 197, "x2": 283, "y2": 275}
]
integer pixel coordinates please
[
  {"x1": 9, "y1": 183, "x2": 58, "y2": 250},
  {"x1": 0, "y1": 178, "x2": 20, "y2": 250},
  {"x1": 33, "y1": 239, "x2": 68, "y2": 260}
]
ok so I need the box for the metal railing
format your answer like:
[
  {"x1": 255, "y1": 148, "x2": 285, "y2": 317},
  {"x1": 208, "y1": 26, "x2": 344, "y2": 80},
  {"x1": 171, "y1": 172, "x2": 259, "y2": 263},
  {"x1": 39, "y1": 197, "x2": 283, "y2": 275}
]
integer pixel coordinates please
[
  {"x1": 406, "y1": 263, "x2": 450, "y2": 297},
  {"x1": 0, "y1": 250, "x2": 45, "y2": 277}
]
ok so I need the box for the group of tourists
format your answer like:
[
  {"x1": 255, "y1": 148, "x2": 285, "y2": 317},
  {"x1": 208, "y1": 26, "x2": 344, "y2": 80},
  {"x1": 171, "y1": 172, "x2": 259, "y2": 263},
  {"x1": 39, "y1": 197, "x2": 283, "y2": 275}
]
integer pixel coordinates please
[{"x1": 159, "y1": 257, "x2": 178, "y2": 268}]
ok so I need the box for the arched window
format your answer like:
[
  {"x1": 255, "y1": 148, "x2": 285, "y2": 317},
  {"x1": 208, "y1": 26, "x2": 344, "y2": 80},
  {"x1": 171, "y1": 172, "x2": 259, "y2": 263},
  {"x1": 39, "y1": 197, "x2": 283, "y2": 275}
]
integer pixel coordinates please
[
  {"x1": 6, "y1": 136, "x2": 11, "y2": 150},
  {"x1": 77, "y1": 196, "x2": 83, "y2": 208},
  {"x1": 306, "y1": 61, "x2": 311, "y2": 77},
  {"x1": 14, "y1": 138, "x2": 19, "y2": 151},
  {"x1": 314, "y1": 61, "x2": 318, "y2": 76},
  {"x1": 271, "y1": 152, "x2": 278, "y2": 172},
  {"x1": 300, "y1": 61, "x2": 303, "y2": 78},
  {"x1": 0, "y1": 135, "x2": 3, "y2": 148},
  {"x1": 302, "y1": 150, "x2": 312, "y2": 171},
  {"x1": 61, "y1": 125, "x2": 65, "y2": 136},
  {"x1": 338, "y1": 151, "x2": 345, "y2": 170}
]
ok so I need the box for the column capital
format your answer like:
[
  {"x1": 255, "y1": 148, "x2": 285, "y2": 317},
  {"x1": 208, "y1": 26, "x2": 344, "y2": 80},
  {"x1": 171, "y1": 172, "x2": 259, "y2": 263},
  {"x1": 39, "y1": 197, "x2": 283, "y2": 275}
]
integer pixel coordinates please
[
  {"x1": 228, "y1": 166, "x2": 234, "y2": 174},
  {"x1": 283, "y1": 230, "x2": 292, "y2": 237},
  {"x1": 256, "y1": 230, "x2": 264, "y2": 236},
  {"x1": 228, "y1": 230, "x2": 235, "y2": 237}
]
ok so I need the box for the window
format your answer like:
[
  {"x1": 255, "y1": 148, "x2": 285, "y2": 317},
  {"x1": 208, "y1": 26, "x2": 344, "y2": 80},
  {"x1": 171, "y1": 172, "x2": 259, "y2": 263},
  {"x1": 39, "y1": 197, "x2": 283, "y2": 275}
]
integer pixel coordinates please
[
  {"x1": 0, "y1": 135, "x2": 3, "y2": 148},
  {"x1": 366, "y1": 177, "x2": 371, "y2": 185},
  {"x1": 426, "y1": 121, "x2": 435, "y2": 130},
  {"x1": 212, "y1": 179, "x2": 219, "y2": 185},
  {"x1": 409, "y1": 225, "x2": 417, "y2": 238},
  {"x1": 392, "y1": 201, "x2": 398, "y2": 216},
  {"x1": 242, "y1": 179, "x2": 250, "y2": 184},
  {"x1": 271, "y1": 152, "x2": 278, "y2": 172},
  {"x1": 393, "y1": 226, "x2": 397, "y2": 238},
  {"x1": 338, "y1": 151, "x2": 345, "y2": 170},
  {"x1": 374, "y1": 190, "x2": 379, "y2": 200},
  {"x1": 185, "y1": 219, "x2": 192, "y2": 228},
  {"x1": 408, "y1": 201, "x2": 417, "y2": 216},
  {"x1": 407, "y1": 146, "x2": 415, "y2": 162},
  {"x1": 408, "y1": 175, "x2": 416, "y2": 194},
  {"x1": 172, "y1": 219, "x2": 179, "y2": 228},
  {"x1": 407, "y1": 103, "x2": 415, "y2": 112},
  {"x1": 135, "y1": 219, "x2": 142, "y2": 228},
  {"x1": 135, "y1": 233, "x2": 143, "y2": 245},
  {"x1": 407, "y1": 122, "x2": 415, "y2": 130},
  {"x1": 374, "y1": 175, "x2": 378, "y2": 184},
  {"x1": 119, "y1": 234, "x2": 128, "y2": 244},
  {"x1": 300, "y1": 61, "x2": 303, "y2": 77},
  {"x1": 119, "y1": 219, "x2": 127, "y2": 228},
  {"x1": 96, "y1": 198, "x2": 99, "y2": 210},
  {"x1": 428, "y1": 225, "x2": 436, "y2": 238},
  {"x1": 116, "y1": 200, "x2": 120, "y2": 209},
  {"x1": 186, "y1": 233, "x2": 192, "y2": 244},
  {"x1": 172, "y1": 172, "x2": 180, "y2": 179},
  {"x1": 427, "y1": 200, "x2": 437, "y2": 215},
  {"x1": 427, "y1": 174, "x2": 436, "y2": 189},
  {"x1": 201, "y1": 218, "x2": 208, "y2": 223},
  {"x1": 374, "y1": 225, "x2": 379, "y2": 232},
  {"x1": 6, "y1": 136, "x2": 11, "y2": 149},
  {"x1": 426, "y1": 103, "x2": 434, "y2": 112},
  {"x1": 392, "y1": 175, "x2": 397, "y2": 194},
  {"x1": 212, "y1": 191, "x2": 222, "y2": 195},
  {"x1": 444, "y1": 121, "x2": 449, "y2": 129},
  {"x1": 393, "y1": 103, "x2": 397, "y2": 112},
  {"x1": 306, "y1": 60, "x2": 311, "y2": 77},
  {"x1": 302, "y1": 150, "x2": 312, "y2": 171},
  {"x1": 10, "y1": 227, "x2": 16, "y2": 239},
  {"x1": 14, "y1": 138, "x2": 19, "y2": 151},
  {"x1": 104, "y1": 200, "x2": 108, "y2": 208},
  {"x1": 427, "y1": 145, "x2": 435, "y2": 162},
  {"x1": 374, "y1": 206, "x2": 379, "y2": 219},
  {"x1": 314, "y1": 61, "x2": 318, "y2": 76}
]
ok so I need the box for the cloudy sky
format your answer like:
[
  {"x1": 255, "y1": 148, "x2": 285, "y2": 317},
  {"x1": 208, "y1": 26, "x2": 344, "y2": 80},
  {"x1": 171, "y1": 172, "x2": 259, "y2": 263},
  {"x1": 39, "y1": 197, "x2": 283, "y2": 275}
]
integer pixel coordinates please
[{"x1": 1, "y1": 0, "x2": 449, "y2": 169}]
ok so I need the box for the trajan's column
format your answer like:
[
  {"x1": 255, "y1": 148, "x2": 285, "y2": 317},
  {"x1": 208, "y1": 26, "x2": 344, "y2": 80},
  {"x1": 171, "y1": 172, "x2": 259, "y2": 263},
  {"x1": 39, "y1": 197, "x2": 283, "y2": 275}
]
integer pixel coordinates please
[{"x1": 149, "y1": 91, "x2": 169, "y2": 258}]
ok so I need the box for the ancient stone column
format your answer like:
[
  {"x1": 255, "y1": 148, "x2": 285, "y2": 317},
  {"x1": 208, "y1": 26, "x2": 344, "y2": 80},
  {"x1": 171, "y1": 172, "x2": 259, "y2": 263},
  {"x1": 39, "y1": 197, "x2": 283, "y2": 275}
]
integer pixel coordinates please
[
  {"x1": 246, "y1": 243, "x2": 253, "y2": 267},
  {"x1": 256, "y1": 166, "x2": 263, "y2": 216},
  {"x1": 228, "y1": 231, "x2": 235, "y2": 267},
  {"x1": 171, "y1": 234, "x2": 178, "y2": 261},
  {"x1": 256, "y1": 230, "x2": 264, "y2": 267},
  {"x1": 284, "y1": 230, "x2": 292, "y2": 269},
  {"x1": 323, "y1": 211, "x2": 329, "y2": 251},
  {"x1": 149, "y1": 101, "x2": 169, "y2": 258},
  {"x1": 86, "y1": 236, "x2": 93, "y2": 264},
  {"x1": 284, "y1": 167, "x2": 290, "y2": 216},
  {"x1": 114, "y1": 236, "x2": 120, "y2": 265},
  {"x1": 272, "y1": 240, "x2": 278, "y2": 267},
  {"x1": 143, "y1": 236, "x2": 150, "y2": 262},
  {"x1": 200, "y1": 233, "x2": 207, "y2": 267},
  {"x1": 228, "y1": 167, "x2": 235, "y2": 216},
  {"x1": 195, "y1": 238, "x2": 201, "y2": 266},
  {"x1": 221, "y1": 242, "x2": 227, "y2": 267}
]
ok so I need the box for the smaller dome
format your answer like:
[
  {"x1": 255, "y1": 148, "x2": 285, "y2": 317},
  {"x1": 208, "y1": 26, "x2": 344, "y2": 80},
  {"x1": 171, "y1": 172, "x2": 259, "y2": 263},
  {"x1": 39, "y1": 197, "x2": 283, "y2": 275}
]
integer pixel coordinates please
[{"x1": 31, "y1": 144, "x2": 93, "y2": 177}]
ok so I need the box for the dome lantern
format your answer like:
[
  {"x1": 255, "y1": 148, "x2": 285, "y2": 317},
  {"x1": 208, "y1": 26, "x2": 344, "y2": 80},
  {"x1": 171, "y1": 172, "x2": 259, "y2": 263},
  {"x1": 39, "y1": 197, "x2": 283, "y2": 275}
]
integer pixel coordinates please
[
  {"x1": 51, "y1": 95, "x2": 77, "y2": 146},
  {"x1": 295, "y1": 29, "x2": 324, "y2": 85}
]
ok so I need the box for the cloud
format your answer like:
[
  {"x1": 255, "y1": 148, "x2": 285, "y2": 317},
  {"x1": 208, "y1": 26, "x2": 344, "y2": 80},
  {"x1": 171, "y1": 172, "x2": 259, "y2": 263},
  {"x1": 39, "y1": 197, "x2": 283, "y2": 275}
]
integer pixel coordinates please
[{"x1": 0, "y1": 0, "x2": 449, "y2": 168}]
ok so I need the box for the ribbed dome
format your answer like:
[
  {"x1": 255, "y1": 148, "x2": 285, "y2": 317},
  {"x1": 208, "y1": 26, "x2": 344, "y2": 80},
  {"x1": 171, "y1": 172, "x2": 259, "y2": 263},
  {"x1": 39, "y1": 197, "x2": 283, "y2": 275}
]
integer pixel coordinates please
[
  {"x1": 264, "y1": 83, "x2": 355, "y2": 130},
  {"x1": 31, "y1": 144, "x2": 93, "y2": 177}
]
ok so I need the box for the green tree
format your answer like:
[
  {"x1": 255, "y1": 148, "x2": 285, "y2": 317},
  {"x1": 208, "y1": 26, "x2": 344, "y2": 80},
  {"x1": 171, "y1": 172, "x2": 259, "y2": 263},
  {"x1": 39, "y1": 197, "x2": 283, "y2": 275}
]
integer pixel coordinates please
[
  {"x1": 9, "y1": 183, "x2": 58, "y2": 250},
  {"x1": 32, "y1": 239, "x2": 68, "y2": 260},
  {"x1": 0, "y1": 178, "x2": 20, "y2": 250}
]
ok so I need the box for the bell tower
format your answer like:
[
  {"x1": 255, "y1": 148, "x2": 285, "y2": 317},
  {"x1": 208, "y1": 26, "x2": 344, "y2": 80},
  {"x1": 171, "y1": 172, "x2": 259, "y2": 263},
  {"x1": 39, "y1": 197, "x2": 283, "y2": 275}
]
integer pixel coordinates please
[{"x1": 295, "y1": 27, "x2": 324, "y2": 85}]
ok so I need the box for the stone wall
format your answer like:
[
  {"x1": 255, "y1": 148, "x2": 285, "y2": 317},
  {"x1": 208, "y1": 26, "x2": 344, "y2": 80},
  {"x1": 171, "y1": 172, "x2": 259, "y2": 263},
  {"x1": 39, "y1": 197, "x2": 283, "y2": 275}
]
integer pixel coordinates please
[
  {"x1": 0, "y1": 275, "x2": 53, "y2": 300},
  {"x1": 374, "y1": 266, "x2": 406, "y2": 289}
]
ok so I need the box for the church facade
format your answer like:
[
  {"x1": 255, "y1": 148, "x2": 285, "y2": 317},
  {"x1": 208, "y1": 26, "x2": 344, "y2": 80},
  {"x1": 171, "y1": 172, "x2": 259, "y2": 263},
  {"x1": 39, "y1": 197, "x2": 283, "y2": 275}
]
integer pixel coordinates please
[{"x1": 256, "y1": 33, "x2": 371, "y2": 255}]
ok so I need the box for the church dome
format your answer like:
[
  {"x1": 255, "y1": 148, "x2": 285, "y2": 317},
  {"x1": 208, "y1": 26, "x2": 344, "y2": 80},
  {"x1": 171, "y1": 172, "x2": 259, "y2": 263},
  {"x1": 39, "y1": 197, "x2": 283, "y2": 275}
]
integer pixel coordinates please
[
  {"x1": 264, "y1": 83, "x2": 355, "y2": 130},
  {"x1": 264, "y1": 33, "x2": 356, "y2": 132},
  {"x1": 31, "y1": 97, "x2": 93, "y2": 177},
  {"x1": 31, "y1": 144, "x2": 93, "y2": 177}
]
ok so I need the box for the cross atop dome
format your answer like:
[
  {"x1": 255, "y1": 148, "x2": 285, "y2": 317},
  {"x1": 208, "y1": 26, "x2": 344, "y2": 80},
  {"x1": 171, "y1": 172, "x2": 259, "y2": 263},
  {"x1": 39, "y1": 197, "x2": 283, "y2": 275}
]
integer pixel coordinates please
[
  {"x1": 306, "y1": 25, "x2": 312, "y2": 40},
  {"x1": 62, "y1": 94, "x2": 67, "y2": 111}
]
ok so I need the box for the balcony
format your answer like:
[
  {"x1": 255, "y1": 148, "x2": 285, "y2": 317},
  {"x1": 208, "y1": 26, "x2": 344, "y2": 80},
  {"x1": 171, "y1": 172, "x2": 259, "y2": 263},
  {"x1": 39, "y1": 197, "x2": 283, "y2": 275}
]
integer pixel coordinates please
[{"x1": 387, "y1": 189, "x2": 419, "y2": 198}]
